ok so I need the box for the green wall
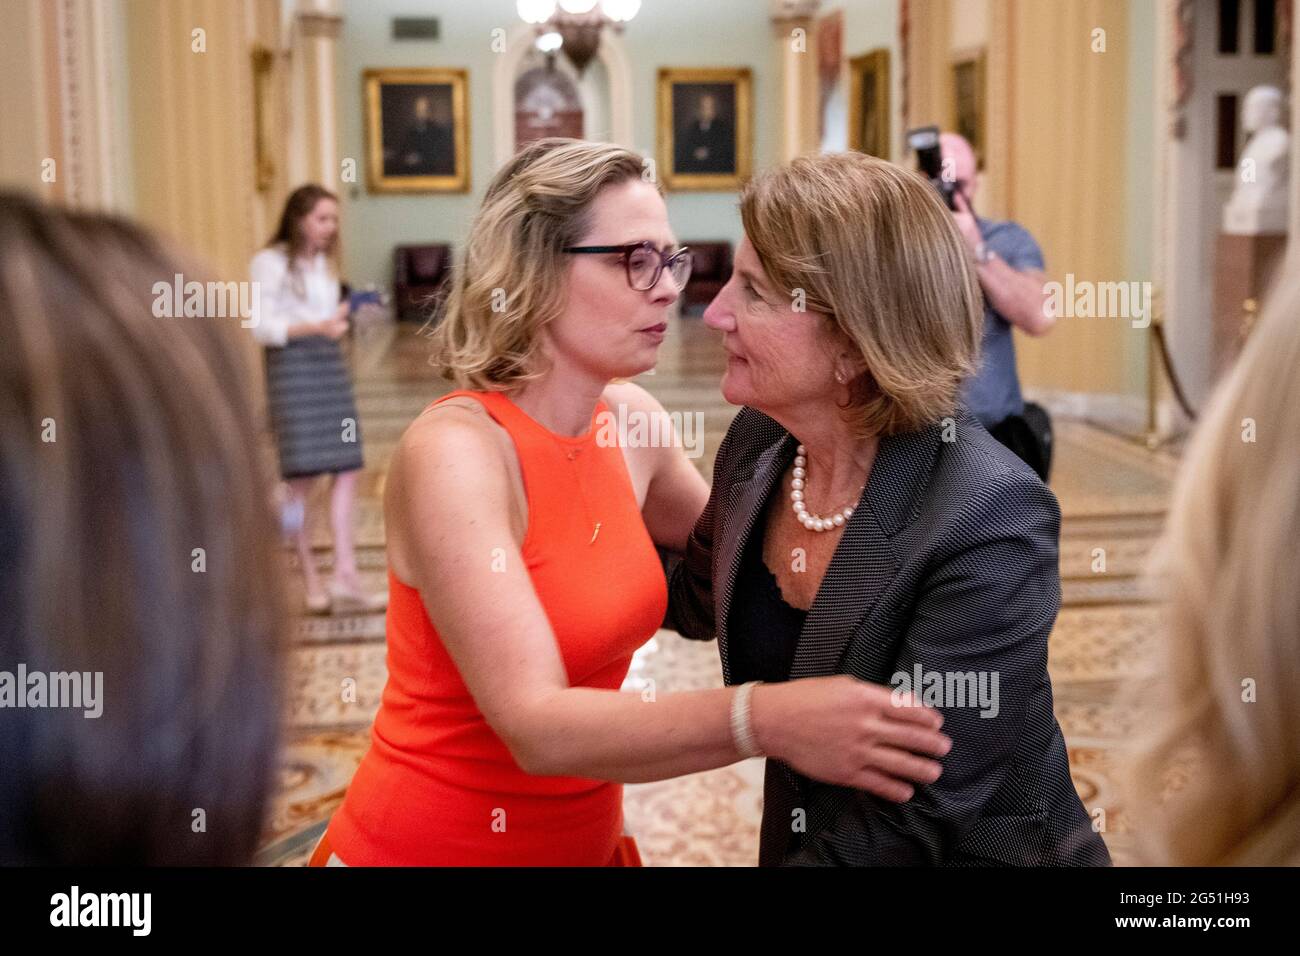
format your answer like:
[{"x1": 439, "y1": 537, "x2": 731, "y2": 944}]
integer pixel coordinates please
[{"x1": 336, "y1": 0, "x2": 778, "y2": 287}]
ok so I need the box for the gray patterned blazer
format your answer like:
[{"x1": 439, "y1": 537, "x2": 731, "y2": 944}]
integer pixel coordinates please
[{"x1": 666, "y1": 406, "x2": 1111, "y2": 866}]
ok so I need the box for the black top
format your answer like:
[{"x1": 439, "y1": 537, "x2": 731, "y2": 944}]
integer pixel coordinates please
[
  {"x1": 727, "y1": 518, "x2": 808, "y2": 685},
  {"x1": 668, "y1": 408, "x2": 1111, "y2": 866}
]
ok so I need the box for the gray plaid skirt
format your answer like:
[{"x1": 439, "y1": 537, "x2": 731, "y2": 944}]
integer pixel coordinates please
[{"x1": 264, "y1": 336, "x2": 365, "y2": 480}]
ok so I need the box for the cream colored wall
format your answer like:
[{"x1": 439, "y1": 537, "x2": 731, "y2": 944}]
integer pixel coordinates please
[
  {"x1": 0, "y1": 0, "x2": 285, "y2": 275},
  {"x1": 122, "y1": 0, "x2": 270, "y2": 279},
  {"x1": 907, "y1": 0, "x2": 1143, "y2": 402},
  {"x1": 950, "y1": 0, "x2": 988, "y2": 53},
  {"x1": 0, "y1": 0, "x2": 294, "y2": 403},
  {"x1": 1003, "y1": 0, "x2": 1133, "y2": 397},
  {"x1": 0, "y1": 0, "x2": 53, "y2": 198},
  {"x1": 905, "y1": 0, "x2": 953, "y2": 156}
]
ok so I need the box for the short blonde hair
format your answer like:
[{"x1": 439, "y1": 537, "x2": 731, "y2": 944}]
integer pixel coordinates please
[
  {"x1": 429, "y1": 138, "x2": 654, "y2": 389},
  {"x1": 740, "y1": 152, "x2": 983, "y2": 436}
]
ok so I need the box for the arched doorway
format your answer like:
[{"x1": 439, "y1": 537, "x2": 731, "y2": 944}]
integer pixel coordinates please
[
  {"x1": 515, "y1": 65, "x2": 585, "y2": 146},
  {"x1": 493, "y1": 25, "x2": 633, "y2": 166}
]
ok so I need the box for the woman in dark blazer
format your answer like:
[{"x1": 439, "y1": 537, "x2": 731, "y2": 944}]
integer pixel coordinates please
[{"x1": 668, "y1": 152, "x2": 1110, "y2": 866}]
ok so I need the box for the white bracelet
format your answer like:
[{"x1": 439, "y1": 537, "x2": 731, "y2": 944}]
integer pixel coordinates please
[{"x1": 730, "y1": 680, "x2": 765, "y2": 759}]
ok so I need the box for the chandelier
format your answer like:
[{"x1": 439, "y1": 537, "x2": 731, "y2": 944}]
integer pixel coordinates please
[{"x1": 516, "y1": 0, "x2": 642, "y2": 74}]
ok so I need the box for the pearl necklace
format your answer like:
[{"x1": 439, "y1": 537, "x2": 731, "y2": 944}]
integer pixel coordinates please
[{"x1": 790, "y1": 444, "x2": 862, "y2": 532}]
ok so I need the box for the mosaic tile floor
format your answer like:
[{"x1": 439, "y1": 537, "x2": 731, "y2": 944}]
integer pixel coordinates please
[{"x1": 256, "y1": 315, "x2": 1178, "y2": 867}]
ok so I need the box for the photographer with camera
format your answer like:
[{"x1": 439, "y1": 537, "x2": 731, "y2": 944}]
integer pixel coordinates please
[{"x1": 910, "y1": 128, "x2": 1056, "y2": 479}]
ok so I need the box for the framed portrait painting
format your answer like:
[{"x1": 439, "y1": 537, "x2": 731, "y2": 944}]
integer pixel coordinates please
[
  {"x1": 950, "y1": 50, "x2": 987, "y2": 169},
  {"x1": 657, "y1": 67, "x2": 752, "y2": 191},
  {"x1": 848, "y1": 49, "x2": 891, "y2": 159},
  {"x1": 364, "y1": 67, "x2": 469, "y2": 193}
]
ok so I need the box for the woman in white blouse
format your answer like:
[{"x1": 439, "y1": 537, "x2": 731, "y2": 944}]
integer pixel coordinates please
[{"x1": 251, "y1": 184, "x2": 386, "y2": 614}]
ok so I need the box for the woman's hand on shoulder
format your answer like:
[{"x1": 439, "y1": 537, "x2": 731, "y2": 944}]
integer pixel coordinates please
[{"x1": 753, "y1": 677, "x2": 952, "y2": 801}]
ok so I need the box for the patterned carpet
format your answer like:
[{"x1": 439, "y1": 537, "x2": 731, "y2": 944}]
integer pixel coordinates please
[{"x1": 255, "y1": 316, "x2": 1179, "y2": 867}]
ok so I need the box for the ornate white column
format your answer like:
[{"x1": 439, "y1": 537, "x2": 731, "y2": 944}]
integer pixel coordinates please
[
  {"x1": 770, "y1": 0, "x2": 820, "y2": 163},
  {"x1": 287, "y1": 0, "x2": 342, "y2": 189}
]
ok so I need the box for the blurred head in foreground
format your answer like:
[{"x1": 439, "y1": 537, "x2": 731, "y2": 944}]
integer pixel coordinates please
[
  {"x1": 0, "y1": 191, "x2": 287, "y2": 864},
  {"x1": 1128, "y1": 275, "x2": 1300, "y2": 865}
]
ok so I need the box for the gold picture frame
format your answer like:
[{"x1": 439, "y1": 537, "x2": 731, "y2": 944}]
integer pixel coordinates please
[
  {"x1": 657, "y1": 67, "x2": 752, "y2": 192},
  {"x1": 848, "y1": 49, "x2": 891, "y2": 159},
  {"x1": 251, "y1": 45, "x2": 276, "y2": 192},
  {"x1": 364, "y1": 67, "x2": 469, "y2": 193},
  {"x1": 950, "y1": 49, "x2": 987, "y2": 169}
]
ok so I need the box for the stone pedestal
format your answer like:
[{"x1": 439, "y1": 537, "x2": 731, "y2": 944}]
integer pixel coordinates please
[{"x1": 1213, "y1": 231, "x2": 1287, "y2": 378}]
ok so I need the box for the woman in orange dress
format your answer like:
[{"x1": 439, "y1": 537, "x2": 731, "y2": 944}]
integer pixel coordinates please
[{"x1": 315, "y1": 139, "x2": 951, "y2": 866}]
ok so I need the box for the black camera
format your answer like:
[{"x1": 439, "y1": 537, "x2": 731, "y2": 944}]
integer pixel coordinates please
[{"x1": 907, "y1": 125, "x2": 957, "y2": 211}]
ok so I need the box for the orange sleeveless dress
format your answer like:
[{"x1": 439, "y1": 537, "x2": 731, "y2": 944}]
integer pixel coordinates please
[{"x1": 322, "y1": 390, "x2": 666, "y2": 866}]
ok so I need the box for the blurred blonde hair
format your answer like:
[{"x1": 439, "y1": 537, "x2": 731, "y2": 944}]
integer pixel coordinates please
[
  {"x1": 1126, "y1": 275, "x2": 1300, "y2": 865},
  {"x1": 429, "y1": 137, "x2": 654, "y2": 390},
  {"x1": 740, "y1": 151, "x2": 982, "y2": 437}
]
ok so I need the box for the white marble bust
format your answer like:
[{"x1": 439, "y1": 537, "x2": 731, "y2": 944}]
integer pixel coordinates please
[{"x1": 1224, "y1": 85, "x2": 1290, "y2": 235}]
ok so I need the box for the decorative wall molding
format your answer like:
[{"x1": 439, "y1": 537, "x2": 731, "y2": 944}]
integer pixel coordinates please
[
  {"x1": 1026, "y1": 388, "x2": 1151, "y2": 436},
  {"x1": 27, "y1": 0, "x2": 123, "y2": 210},
  {"x1": 768, "y1": 0, "x2": 820, "y2": 19},
  {"x1": 299, "y1": 11, "x2": 342, "y2": 40}
]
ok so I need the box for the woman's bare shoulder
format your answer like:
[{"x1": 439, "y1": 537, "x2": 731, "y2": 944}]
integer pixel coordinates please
[
  {"x1": 386, "y1": 398, "x2": 521, "y2": 581},
  {"x1": 601, "y1": 380, "x2": 667, "y2": 417},
  {"x1": 398, "y1": 396, "x2": 510, "y2": 478}
]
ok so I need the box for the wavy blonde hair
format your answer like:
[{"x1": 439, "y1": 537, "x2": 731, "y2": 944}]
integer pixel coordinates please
[
  {"x1": 740, "y1": 152, "x2": 982, "y2": 437},
  {"x1": 429, "y1": 138, "x2": 654, "y2": 389},
  {"x1": 1126, "y1": 275, "x2": 1300, "y2": 865}
]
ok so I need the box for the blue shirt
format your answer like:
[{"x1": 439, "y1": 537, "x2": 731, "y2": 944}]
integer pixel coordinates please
[{"x1": 961, "y1": 217, "x2": 1044, "y2": 427}]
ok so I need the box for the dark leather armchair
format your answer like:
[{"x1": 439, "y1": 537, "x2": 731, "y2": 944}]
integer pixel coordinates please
[
  {"x1": 393, "y1": 244, "x2": 452, "y2": 323},
  {"x1": 682, "y1": 241, "x2": 732, "y2": 312}
]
